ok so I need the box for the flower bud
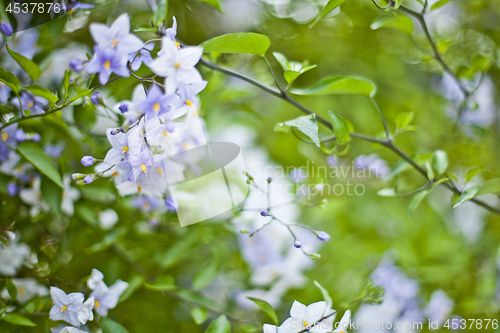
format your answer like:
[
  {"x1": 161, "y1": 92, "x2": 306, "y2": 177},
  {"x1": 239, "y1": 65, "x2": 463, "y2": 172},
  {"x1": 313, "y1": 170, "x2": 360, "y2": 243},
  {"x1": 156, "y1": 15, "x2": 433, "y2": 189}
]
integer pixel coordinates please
[
  {"x1": 260, "y1": 210, "x2": 268, "y2": 217},
  {"x1": 69, "y1": 58, "x2": 83, "y2": 72},
  {"x1": 165, "y1": 197, "x2": 178, "y2": 212},
  {"x1": 81, "y1": 156, "x2": 94, "y2": 166},
  {"x1": 83, "y1": 175, "x2": 94, "y2": 184},
  {"x1": 240, "y1": 229, "x2": 250, "y2": 233},
  {"x1": 110, "y1": 128, "x2": 120, "y2": 135},
  {"x1": 267, "y1": 177, "x2": 273, "y2": 183},
  {"x1": 294, "y1": 240, "x2": 302, "y2": 248},
  {"x1": 317, "y1": 231, "x2": 330, "y2": 242},
  {"x1": 0, "y1": 22, "x2": 13, "y2": 37},
  {"x1": 7, "y1": 182, "x2": 18, "y2": 196},
  {"x1": 71, "y1": 173, "x2": 86, "y2": 180},
  {"x1": 15, "y1": 129, "x2": 26, "y2": 142},
  {"x1": 91, "y1": 92, "x2": 102, "y2": 105},
  {"x1": 311, "y1": 253, "x2": 321, "y2": 260},
  {"x1": 118, "y1": 103, "x2": 129, "y2": 113},
  {"x1": 32, "y1": 133, "x2": 41, "y2": 142}
]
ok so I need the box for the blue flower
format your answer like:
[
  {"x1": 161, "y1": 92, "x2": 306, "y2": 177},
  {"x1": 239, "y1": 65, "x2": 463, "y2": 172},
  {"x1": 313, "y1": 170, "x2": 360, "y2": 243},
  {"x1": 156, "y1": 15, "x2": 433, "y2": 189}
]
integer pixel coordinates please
[
  {"x1": 0, "y1": 82, "x2": 11, "y2": 104},
  {"x1": 85, "y1": 46, "x2": 130, "y2": 85},
  {"x1": 81, "y1": 156, "x2": 94, "y2": 166},
  {"x1": 317, "y1": 231, "x2": 330, "y2": 242},
  {"x1": 49, "y1": 287, "x2": 85, "y2": 327},
  {"x1": 0, "y1": 22, "x2": 13, "y2": 37},
  {"x1": 7, "y1": 182, "x2": 18, "y2": 196},
  {"x1": 176, "y1": 81, "x2": 207, "y2": 108},
  {"x1": 89, "y1": 13, "x2": 143, "y2": 54},
  {"x1": 11, "y1": 92, "x2": 48, "y2": 115},
  {"x1": 129, "y1": 42, "x2": 154, "y2": 72},
  {"x1": 138, "y1": 84, "x2": 177, "y2": 120},
  {"x1": 130, "y1": 147, "x2": 154, "y2": 181},
  {"x1": 165, "y1": 197, "x2": 178, "y2": 212},
  {"x1": 133, "y1": 195, "x2": 160, "y2": 213},
  {"x1": 89, "y1": 274, "x2": 128, "y2": 316}
]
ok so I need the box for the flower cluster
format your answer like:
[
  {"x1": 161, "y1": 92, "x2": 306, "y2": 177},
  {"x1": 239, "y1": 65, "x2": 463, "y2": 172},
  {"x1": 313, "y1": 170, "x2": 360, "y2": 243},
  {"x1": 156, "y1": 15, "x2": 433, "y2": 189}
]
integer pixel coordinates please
[
  {"x1": 73, "y1": 14, "x2": 207, "y2": 213},
  {"x1": 49, "y1": 269, "x2": 128, "y2": 332}
]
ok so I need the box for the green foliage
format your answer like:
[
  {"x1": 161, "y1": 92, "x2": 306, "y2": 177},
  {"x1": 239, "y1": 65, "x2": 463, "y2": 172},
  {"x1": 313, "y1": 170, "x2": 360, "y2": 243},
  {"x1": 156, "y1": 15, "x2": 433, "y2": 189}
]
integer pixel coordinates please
[
  {"x1": 246, "y1": 297, "x2": 278, "y2": 325},
  {"x1": 328, "y1": 111, "x2": 350, "y2": 144},
  {"x1": 16, "y1": 143, "x2": 64, "y2": 189},
  {"x1": 190, "y1": 307, "x2": 209, "y2": 325},
  {"x1": 101, "y1": 317, "x2": 130, "y2": 333},
  {"x1": 278, "y1": 114, "x2": 320, "y2": 147},
  {"x1": 273, "y1": 52, "x2": 316, "y2": 88},
  {"x1": 205, "y1": 315, "x2": 231, "y2": 333},
  {"x1": 200, "y1": 33, "x2": 271, "y2": 55},
  {"x1": 371, "y1": 15, "x2": 414, "y2": 35},
  {"x1": 291, "y1": 76, "x2": 376, "y2": 96},
  {"x1": 153, "y1": 0, "x2": 168, "y2": 27},
  {"x1": 6, "y1": 45, "x2": 42, "y2": 81},
  {"x1": 0, "y1": 66, "x2": 21, "y2": 94},
  {"x1": 310, "y1": 0, "x2": 348, "y2": 27},
  {"x1": 25, "y1": 85, "x2": 58, "y2": 104}
]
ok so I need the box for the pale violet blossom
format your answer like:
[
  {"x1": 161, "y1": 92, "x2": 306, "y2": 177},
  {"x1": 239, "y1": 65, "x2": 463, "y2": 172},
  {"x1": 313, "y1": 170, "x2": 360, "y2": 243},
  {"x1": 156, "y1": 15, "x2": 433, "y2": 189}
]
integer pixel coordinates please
[
  {"x1": 19, "y1": 177, "x2": 51, "y2": 216},
  {"x1": 49, "y1": 287, "x2": 85, "y2": 327},
  {"x1": 89, "y1": 13, "x2": 143, "y2": 54},
  {"x1": 62, "y1": 175, "x2": 81, "y2": 216},
  {"x1": 77, "y1": 296, "x2": 95, "y2": 325},
  {"x1": 99, "y1": 209, "x2": 119, "y2": 230},
  {"x1": 150, "y1": 39, "x2": 203, "y2": 93},
  {"x1": 0, "y1": 237, "x2": 31, "y2": 276},
  {"x1": 88, "y1": 269, "x2": 129, "y2": 316},
  {"x1": 0, "y1": 278, "x2": 48, "y2": 304},
  {"x1": 264, "y1": 301, "x2": 336, "y2": 333}
]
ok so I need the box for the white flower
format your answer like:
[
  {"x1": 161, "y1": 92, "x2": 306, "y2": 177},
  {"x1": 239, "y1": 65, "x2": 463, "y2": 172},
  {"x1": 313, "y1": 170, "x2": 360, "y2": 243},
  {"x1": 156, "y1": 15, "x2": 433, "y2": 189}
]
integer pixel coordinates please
[
  {"x1": 333, "y1": 310, "x2": 351, "y2": 333},
  {"x1": 62, "y1": 175, "x2": 80, "y2": 216},
  {"x1": 87, "y1": 268, "x2": 104, "y2": 290},
  {"x1": 0, "y1": 238, "x2": 31, "y2": 276},
  {"x1": 99, "y1": 209, "x2": 119, "y2": 230},
  {"x1": 49, "y1": 287, "x2": 85, "y2": 327},
  {"x1": 77, "y1": 296, "x2": 94, "y2": 325},
  {"x1": 266, "y1": 301, "x2": 336, "y2": 333},
  {"x1": 0, "y1": 277, "x2": 48, "y2": 304},
  {"x1": 150, "y1": 39, "x2": 203, "y2": 93},
  {"x1": 89, "y1": 13, "x2": 143, "y2": 53},
  {"x1": 58, "y1": 327, "x2": 89, "y2": 333},
  {"x1": 19, "y1": 177, "x2": 50, "y2": 216}
]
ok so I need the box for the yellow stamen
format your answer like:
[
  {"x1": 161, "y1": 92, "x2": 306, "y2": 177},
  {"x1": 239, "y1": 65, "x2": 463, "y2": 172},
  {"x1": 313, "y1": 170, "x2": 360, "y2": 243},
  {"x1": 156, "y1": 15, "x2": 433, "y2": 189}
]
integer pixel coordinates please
[
  {"x1": 140, "y1": 164, "x2": 148, "y2": 172},
  {"x1": 112, "y1": 39, "x2": 119, "y2": 47},
  {"x1": 175, "y1": 62, "x2": 181, "y2": 68},
  {"x1": 61, "y1": 305, "x2": 67, "y2": 312},
  {"x1": 112, "y1": 171, "x2": 119, "y2": 177},
  {"x1": 153, "y1": 103, "x2": 161, "y2": 113},
  {"x1": 16, "y1": 166, "x2": 23, "y2": 172},
  {"x1": 137, "y1": 186, "x2": 142, "y2": 192},
  {"x1": 2, "y1": 133, "x2": 8, "y2": 141},
  {"x1": 18, "y1": 287, "x2": 25, "y2": 296},
  {"x1": 162, "y1": 129, "x2": 168, "y2": 137},
  {"x1": 143, "y1": 202, "x2": 150, "y2": 211},
  {"x1": 95, "y1": 300, "x2": 100, "y2": 308},
  {"x1": 27, "y1": 101, "x2": 34, "y2": 108},
  {"x1": 182, "y1": 143, "x2": 190, "y2": 149},
  {"x1": 175, "y1": 41, "x2": 180, "y2": 47},
  {"x1": 68, "y1": 8, "x2": 73, "y2": 14},
  {"x1": 186, "y1": 100, "x2": 192, "y2": 106},
  {"x1": 303, "y1": 321, "x2": 309, "y2": 328},
  {"x1": 122, "y1": 146, "x2": 128, "y2": 154},
  {"x1": 104, "y1": 61, "x2": 111, "y2": 69},
  {"x1": 156, "y1": 168, "x2": 164, "y2": 175}
]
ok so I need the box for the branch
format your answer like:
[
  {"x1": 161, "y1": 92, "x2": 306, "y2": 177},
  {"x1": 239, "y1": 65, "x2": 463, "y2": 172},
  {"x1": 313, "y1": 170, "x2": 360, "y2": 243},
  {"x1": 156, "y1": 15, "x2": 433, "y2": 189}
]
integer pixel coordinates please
[{"x1": 197, "y1": 57, "x2": 500, "y2": 215}]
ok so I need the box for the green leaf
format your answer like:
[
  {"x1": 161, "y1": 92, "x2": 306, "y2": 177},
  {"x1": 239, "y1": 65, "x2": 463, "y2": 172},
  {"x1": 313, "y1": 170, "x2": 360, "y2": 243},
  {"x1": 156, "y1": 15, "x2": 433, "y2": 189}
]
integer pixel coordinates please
[
  {"x1": 355, "y1": 280, "x2": 384, "y2": 305},
  {"x1": 5, "y1": 278, "x2": 17, "y2": 302},
  {"x1": 17, "y1": 143, "x2": 64, "y2": 189},
  {"x1": 425, "y1": 161, "x2": 434, "y2": 180},
  {"x1": 119, "y1": 275, "x2": 145, "y2": 303},
  {"x1": 101, "y1": 317, "x2": 129, "y2": 333},
  {"x1": 454, "y1": 178, "x2": 500, "y2": 208},
  {"x1": 273, "y1": 52, "x2": 316, "y2": 86},
  {"x1": 205, "y1": 315, "x2": 231, "y2": 333},
  {"x1": 0, "y1": 66, "x2": 21, "y2": 94},
  {"x1": 328, "y1": 111, "x2": 350, "y2": 144},
  {"x1": 144, "y1": 275, "x2": 176, "y2": 291},
  {"x1": 371, "y1": 15, "x2": 414, "y2": 35},
  {"x1": 408, "y1": 190, "x2": 429, "y2": 217},
  {"x1": 310, "y1": 0, "x2": 347, "y2": 27},
  {"x1": 278, "y1": 114, "x2": 320, "y2": 147},
  {"x1": 430, "y1": 0, "x2": 451, "y2": 11},
  {"x1": 190, "y1": 307, "x2": 209, "y2": 325},
  {"x1": 247, "y1": 297, "x2": 278, "y2": 325},
  {"x1": 193, "y1": 262, "x2": 219, "y2": 290},
  {"x1": 195, "y1": 0, "x2": 222, "y2": 12},
  {"x1": 394, "y1": 111, "x2": 414, "y2": 128},
  {"x1": 291, "y1": 76, "x2": 376, "y2": 97},
  {"x1": 1, "y1": 313, "x2": 36, "y2": 326},
  {"x1": 200, "y1": 33, "x2": 271, "y2": 55},
  {"x1": 134, "y1": 24, "x2": 157, "y2": 33},
  {"x1": 431, "y1": 150, "x2": 448, "y2": 175},
  {"x1": 153, "y1": 0, "x2": 168, "y2": 27},
  {"x1": 40, "y1": 175, "x2": 62, "y2": 218},
  {"x1": 6, "y1": 45, "x2": 42, "y2": 81},
  {"x1": 314, "y1": 281, "x2": 332, "y2": 307},
  {"x1": 25, "y1": 85, "x2": 58, "y2": 103},
  {"x1": 465, "y1": 168, "x2": 487, "y2": 181},
  {"x1": 69, "y1": 89, "x2": 93, "y2": 103}
]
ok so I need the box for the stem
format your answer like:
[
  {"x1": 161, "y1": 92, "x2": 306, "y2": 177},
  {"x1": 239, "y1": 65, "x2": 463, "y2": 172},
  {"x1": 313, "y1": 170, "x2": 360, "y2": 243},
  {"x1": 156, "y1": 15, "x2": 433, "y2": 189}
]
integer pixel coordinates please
[{"x1": 197, "y1": 57, "x2": 500, "y2": 216}]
